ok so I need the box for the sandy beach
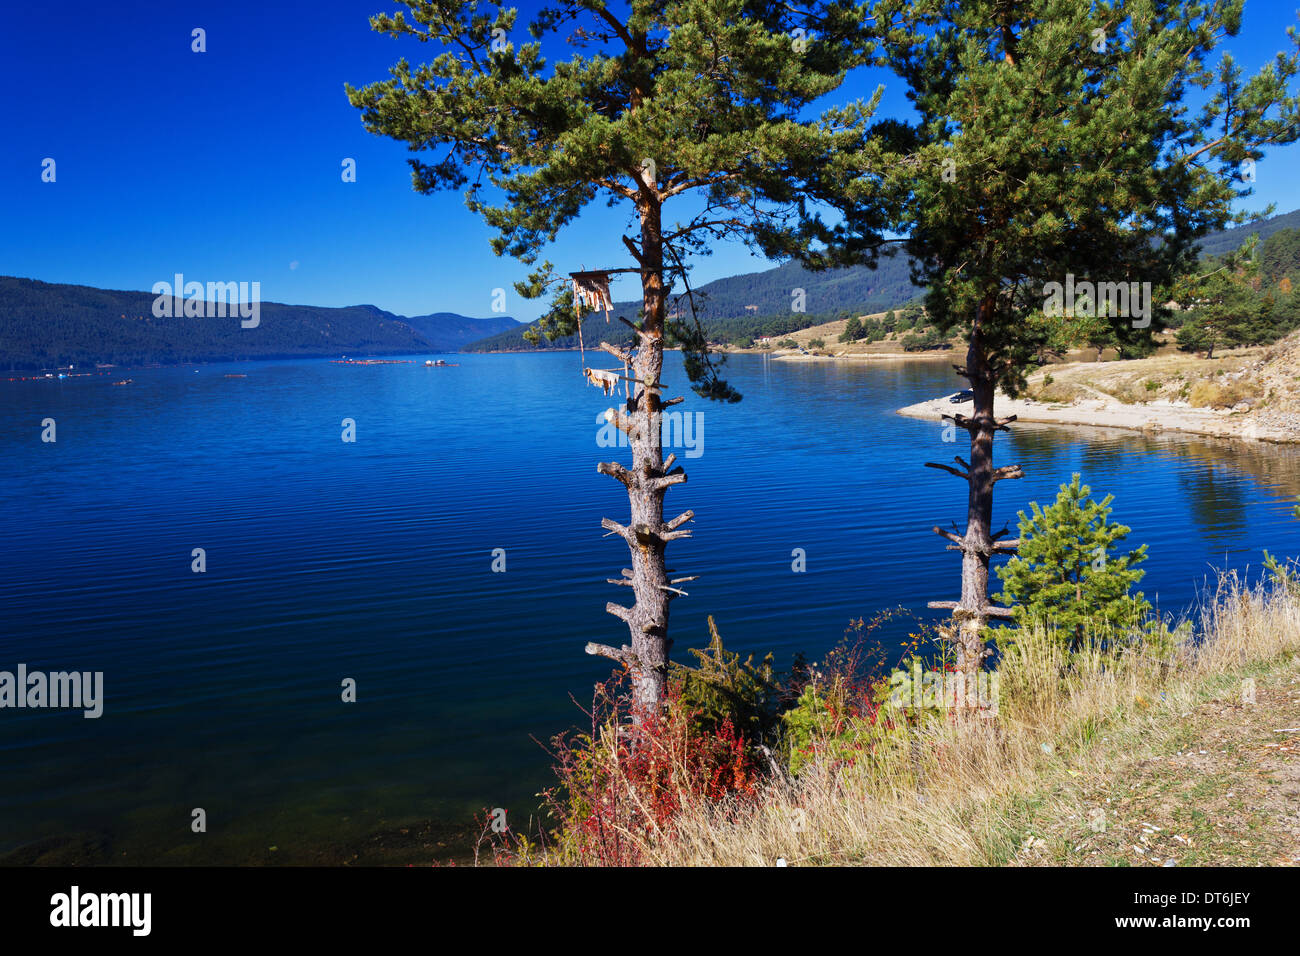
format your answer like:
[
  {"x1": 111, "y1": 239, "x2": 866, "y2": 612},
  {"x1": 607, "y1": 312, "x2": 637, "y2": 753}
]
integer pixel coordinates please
[
  {"x1": 897, "y1": 392, "x2": 1299, "y2": 444},
  {"x1": 896, "y1": 330, "x2": 1300, "y2": 445}
]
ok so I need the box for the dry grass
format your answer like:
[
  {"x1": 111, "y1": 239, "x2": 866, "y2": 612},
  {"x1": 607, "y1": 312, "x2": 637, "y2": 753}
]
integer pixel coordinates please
[
  {"x1": 1186, "y1": 379, "x2": 1256, "y2": 409},
  {"x1": 1019, "y1": 344, "x2": 1267, "y2": 407},
  {"x1": 1032, "y1": 380, "x2": 1091, "y2": 404},
  {"x1": 552, "y1": 575, "x2": 1300, "y2": 866}
]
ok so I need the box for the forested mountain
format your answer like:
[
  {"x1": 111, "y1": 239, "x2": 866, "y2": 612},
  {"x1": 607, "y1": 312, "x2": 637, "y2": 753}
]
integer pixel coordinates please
[
  {"x1": 464, "y1": 210, "x2": 1299, "y2": 351},
  {"x1": 1194, "y1": 208, "x2": 1300, "y2": 258},
  {"x1": 4, "y1": 210, "x2": 1289, "y2": 367},
  {"x1": 463, "y1": 257, "x2": 921, "y2": 351},
  {"x1": 399, "y1": 311, "x2": 523, "y2": 349},
  {"x1": 0, "y1": 276, "x2": 520, "y2": 369}
]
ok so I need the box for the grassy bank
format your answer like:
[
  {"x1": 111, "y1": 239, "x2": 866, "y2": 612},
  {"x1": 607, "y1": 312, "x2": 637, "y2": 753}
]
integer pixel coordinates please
[{"x1": 516, "y1": 576, "x2": 1300, "y2": 866}]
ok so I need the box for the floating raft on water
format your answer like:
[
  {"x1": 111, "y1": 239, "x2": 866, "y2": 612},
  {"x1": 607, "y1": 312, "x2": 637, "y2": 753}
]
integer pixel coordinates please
[{"x1": 331, "y1": 359, "x2": 414, "y2": 365}]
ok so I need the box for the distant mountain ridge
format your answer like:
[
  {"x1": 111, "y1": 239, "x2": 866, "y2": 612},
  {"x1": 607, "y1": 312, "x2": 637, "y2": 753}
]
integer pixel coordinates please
[
  {"x1": 464, "y1": 256, "x2": 920, "y2": 352},
  {"x1": 0, "y1": 276, "x2": 521, "y2": 369},
  {"x1": 1193, "y1": 207, "x2": 1300, "y2": 258},
  {"x1": 5, "y1": 209, "x2": 1291, "y2": 367},
  {"x1": 463, "y1": 208, "x2": 1299, "y2": 352}
]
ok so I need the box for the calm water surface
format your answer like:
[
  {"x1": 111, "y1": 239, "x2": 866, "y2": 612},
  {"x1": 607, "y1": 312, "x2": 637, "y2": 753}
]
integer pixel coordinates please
[{"x1": 2, "y1": 352, "x2": 1297, "y2": 862}]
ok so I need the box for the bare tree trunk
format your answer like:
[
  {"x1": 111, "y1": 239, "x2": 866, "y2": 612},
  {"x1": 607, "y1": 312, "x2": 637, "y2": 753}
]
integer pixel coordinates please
[
  {"x1": 584, "y1": 195, "x2": 694, "y2": 725},
  {"x1": 926, "y1": 296, "x2": 1022, "y2": 677}
]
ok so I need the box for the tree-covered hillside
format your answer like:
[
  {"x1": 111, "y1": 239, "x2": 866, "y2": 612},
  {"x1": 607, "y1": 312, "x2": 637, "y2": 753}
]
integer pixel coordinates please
[
  {"x1": 464, "y1": 257, "x2": 920, "y2": 351},
  {"x1": 464, "y1": 212, "x2": 1293, "y2": 351},
  {"x1": 0, "y1": 277, "x2": 520, "y2": 369},
  {"x1": 1194, "y1": 208, "x2": 1300, "y2": 259}
]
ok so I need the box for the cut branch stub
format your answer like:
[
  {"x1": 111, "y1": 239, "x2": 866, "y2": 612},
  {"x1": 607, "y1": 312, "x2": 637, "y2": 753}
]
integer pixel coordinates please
[
  {"x1": 597, "y1": 461, "x2": 636, "y2": 488},
  {"x1": 649, "y1": 468, "x2": 688, "y2": 492},
  {"x1": 604, "y1": 407, "x2": 636, "y2": 436},
  {"x1": 932, "y1": 526, "x2": 966, "y2": 548},
  {"x1": 601, "y1": 516, "x2": 631, "y2": 541},
  {"x1": 586, "y1": 641, "x2": 635, "y2": 664},
  {"x1": 925, "y1": 460, "x2": 970, "y2": 480},
  {"x1": 665, "y1": 509, "x2": 694, "y2": 531},
  {"x1": 599, "y1": 341, "x2": 632, "y2": 363},
  {"x1": 941, "y1": 413, "x2": 982, "y2": 432},
  {"x1": 927, "y1": 600, "x2": 1015, "y2": 620}
]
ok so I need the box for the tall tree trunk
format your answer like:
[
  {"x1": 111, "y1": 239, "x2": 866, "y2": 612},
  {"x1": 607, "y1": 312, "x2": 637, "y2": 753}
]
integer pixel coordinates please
[
  {"x1": 927, "y1": 296, "x2": 1022, "y2": 677},
  {"x1": 585, "y1": 195, "x2": 694, "y2": 725}
]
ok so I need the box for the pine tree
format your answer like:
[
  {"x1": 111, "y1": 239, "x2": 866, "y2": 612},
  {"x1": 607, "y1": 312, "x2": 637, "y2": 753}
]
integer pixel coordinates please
[
  {"x1": 791, "y1": 0, "x2": 1300, "y2": 674},
  {"x1": 1262, "y1": 495, "x2": 1300, "y2": 593},
  {"x1": 1175, "y1": 237, "x2": 1275, "y2": 357},
  {"x1": 995, "y1": 474, "x2": 1150, "y2": 649},
  {"x1": 347, "y1": 0, "x2": 882, "y2": 723},
  {"x1": 840, "y1": 315, "x2": 864, "y2": 342}
]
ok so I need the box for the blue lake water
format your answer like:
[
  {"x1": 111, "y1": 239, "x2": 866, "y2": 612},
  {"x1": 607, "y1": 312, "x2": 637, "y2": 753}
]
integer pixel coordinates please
[{"x1": 2, "y1": 351, "x2": 1298, "y2": 863}]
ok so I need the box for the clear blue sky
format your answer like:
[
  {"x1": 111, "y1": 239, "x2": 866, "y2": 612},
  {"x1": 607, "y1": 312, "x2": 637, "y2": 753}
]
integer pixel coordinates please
[{"x1": 2, "y1": 0, "x2": 1298, "y2": 320}]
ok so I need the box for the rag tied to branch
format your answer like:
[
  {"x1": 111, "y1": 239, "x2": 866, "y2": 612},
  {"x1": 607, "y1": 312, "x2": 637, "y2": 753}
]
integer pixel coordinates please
[{"x1": 572, "y1": 271, "x2": 614, "y2": 322}]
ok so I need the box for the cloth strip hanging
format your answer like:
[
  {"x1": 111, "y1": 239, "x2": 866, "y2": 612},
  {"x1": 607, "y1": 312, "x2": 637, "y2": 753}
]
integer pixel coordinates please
[
  {"x1": 571, "y1": 269, "x2": 629, "y2": 400},
  {"x1": 571, "y1": 271, "x2": 614, "y2": 322}
]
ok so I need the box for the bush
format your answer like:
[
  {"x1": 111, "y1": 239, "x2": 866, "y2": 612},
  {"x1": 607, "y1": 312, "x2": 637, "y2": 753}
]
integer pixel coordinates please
[
  {"x1": 540, "y1": 671, "x2": 764, "y2": 865},
  {"x1": 900, "y1": 326, "x2": 951, "y2": 351},
  {"x1": 536, "y1": 618, "x2": 804, "y2": 864},
  {"x1": 779, "y1": 613, "x2": 913, "y2": 775}
]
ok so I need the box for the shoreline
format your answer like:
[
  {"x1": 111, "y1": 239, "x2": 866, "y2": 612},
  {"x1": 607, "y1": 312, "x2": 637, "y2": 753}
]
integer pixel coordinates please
[
  {"x1": 764, "y1": 349, "x2": 956, "y2": 362},
  {"x1": 897, "y1": 392, "x2": 1300, "y2": 445}
]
